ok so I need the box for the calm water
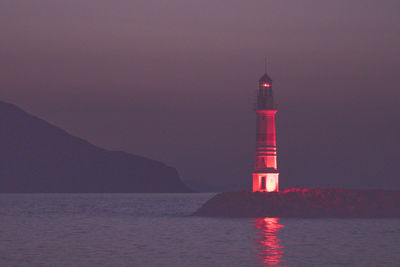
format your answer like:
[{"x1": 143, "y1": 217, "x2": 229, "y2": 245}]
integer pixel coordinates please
[{"x1": 0, "y1": 194, "x2": 399, "y2": 266}]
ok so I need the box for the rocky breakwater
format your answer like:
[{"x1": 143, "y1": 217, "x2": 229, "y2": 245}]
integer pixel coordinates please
[{"x1": 193, "y1": 188, "x2": 400, "y2": 218}]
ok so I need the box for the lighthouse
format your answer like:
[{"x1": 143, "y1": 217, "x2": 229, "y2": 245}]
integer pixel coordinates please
[{"x1": 252, "y1": 69, "x2": 279, "y2": 192}]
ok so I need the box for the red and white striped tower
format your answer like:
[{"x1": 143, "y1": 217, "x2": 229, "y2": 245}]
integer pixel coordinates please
[{"x1": 252, "y1": 70, "x2": 279, "y2": 192}]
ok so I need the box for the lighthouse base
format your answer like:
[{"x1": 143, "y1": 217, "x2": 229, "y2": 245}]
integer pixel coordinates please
[{"x1": 253, "y1": 173, "x2": 279, "y2": 192}]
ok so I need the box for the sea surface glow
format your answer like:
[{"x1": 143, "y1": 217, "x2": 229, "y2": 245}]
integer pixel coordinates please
[{"x1": 0, "y1": 193, "x2": 399, "y2": 266}]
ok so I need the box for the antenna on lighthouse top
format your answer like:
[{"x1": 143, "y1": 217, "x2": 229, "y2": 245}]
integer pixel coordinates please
[{"x1": 264, "y1": 57, "x2": 267, "y2": 73}]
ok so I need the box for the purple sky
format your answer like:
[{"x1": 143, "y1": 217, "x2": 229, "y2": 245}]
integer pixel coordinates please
[{"x1": 1, "y1": 1, "x2": 400, "y2": 190}]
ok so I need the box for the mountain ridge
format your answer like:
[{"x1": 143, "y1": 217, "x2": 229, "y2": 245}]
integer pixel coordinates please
[{"x1": 0, "y1": 101, "x2": 191, "y2": 193}]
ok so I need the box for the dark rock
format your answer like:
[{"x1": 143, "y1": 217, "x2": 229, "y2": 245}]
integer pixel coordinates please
[{"x1": 193, "y1": 188, "x2": 400, "y2": 218}]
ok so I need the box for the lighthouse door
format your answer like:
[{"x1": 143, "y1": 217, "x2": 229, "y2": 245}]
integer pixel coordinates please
[{"x1": 261, "y1": 176, "x2": 266, "y2": 190}]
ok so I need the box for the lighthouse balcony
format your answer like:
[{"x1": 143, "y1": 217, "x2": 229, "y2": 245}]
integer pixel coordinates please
[
  {"x1": 254, "y1": 102, "x2": 277, "y2": 110},
  {"x1": 253, "y1": 168, "x2": 279, "y2": 173}
]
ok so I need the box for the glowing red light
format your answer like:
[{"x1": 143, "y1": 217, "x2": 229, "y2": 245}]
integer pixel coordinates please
[
  {"x1": 262, "y1": 83, "x2": 271, "y2": 87},
  {"x1": 254, "y1": 218, "x2": 285, "y2": 266}
]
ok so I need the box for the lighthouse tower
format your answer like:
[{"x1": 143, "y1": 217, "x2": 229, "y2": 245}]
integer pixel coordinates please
[{"x1": 252, "y1": 70, "x2": 279, "y2": 192}]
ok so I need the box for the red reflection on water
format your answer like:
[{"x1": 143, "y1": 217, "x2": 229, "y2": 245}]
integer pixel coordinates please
[{"x1": 254, "y1": 218, "x2": 285, "y2": 266}]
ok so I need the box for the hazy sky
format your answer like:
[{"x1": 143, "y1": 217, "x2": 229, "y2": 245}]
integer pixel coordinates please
[{"x1": 1, "y1": 0, "x2": 400, "y2": 190}]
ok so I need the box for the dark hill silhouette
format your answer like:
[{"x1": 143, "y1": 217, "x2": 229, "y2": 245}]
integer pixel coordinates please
[{"x1": 0, "y1": 101, "x2": 191, "y2": 193}]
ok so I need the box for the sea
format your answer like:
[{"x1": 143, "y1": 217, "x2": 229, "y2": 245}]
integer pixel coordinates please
[{"x1": 0, "y1": 193, "x2": 399, "y2": 266}]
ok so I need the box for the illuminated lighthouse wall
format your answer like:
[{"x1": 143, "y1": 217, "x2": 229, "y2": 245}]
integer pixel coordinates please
[{"x1": 252, "y1": 71, "x2": 279, "y2": 192}]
